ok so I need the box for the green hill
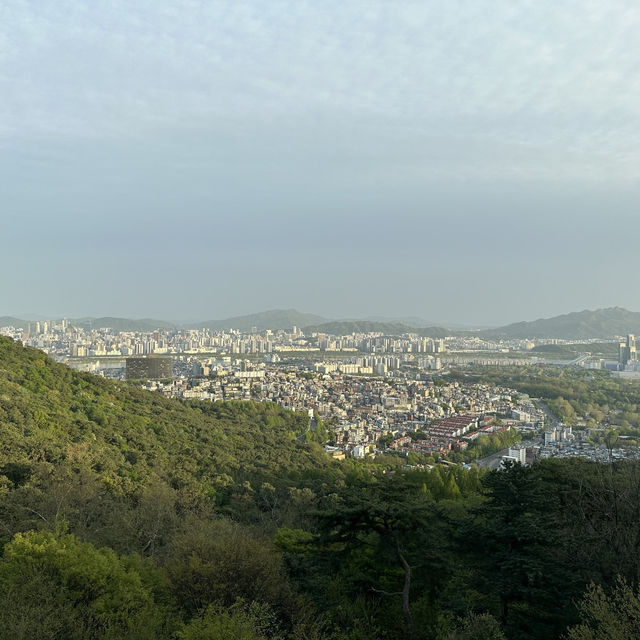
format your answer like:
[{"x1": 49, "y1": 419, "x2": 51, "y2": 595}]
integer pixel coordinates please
[
  {"x1": 0, "y1": 336, "x2": 327, "y2": 495},
  {"x1": 415, "y1": 325, "x2": 457, "y2": 338},
  {"x1": 482, "y1": 307, "x2": 640, "y2": 339},
  {"x1": 0, "y1": 316, "x2": 27, "y2": 328},
  {"x1": 530, "y1": 342, "x2": 619, "y2": 358},
  {"x1": 192, "y1": 308, "x2": 329, "y2": 331}
]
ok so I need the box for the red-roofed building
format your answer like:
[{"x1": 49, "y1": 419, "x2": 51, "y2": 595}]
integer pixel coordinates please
[{"x1": 424, "y1": 415, "x2": 478, "y2": 439}]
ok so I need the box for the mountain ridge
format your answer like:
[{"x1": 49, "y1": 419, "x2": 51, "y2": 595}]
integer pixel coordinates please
[
  {"x1": 189, "y1": 308, "x2": 330, "y2": 331},
  {"x1": 304, "y1": 320, "x2": 453, "y2": 338},
  {"x1": 477, "y1": 307, "x2": 640, "y2": 340},
  {"x1": 0, "y1": 316, "x2": 27, "y2": 329},
  {"x1": 72, "y1": 317, "x2": 178, "y2": 331},
  {"x1": 2, "y1": 307, "x2": 639, "y2": 339}
]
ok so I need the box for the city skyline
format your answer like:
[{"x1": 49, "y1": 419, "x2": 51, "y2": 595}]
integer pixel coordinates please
[{"x1": 2, "y1": 304, "x2": 640, "y2": 332}]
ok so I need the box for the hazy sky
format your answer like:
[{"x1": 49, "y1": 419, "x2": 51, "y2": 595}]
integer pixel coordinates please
[{"x1": 2, "y1": 1, "x2": 640, "y2": 325}]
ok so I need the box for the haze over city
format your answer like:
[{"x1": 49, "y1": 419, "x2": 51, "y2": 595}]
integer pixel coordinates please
[{"x1": 2, "y1": 1, "x2": 640, "y2": 324}]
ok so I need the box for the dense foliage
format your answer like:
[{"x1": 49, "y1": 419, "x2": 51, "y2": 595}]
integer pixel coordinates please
[
  {"x1": 2, "y1": 337, "x2": 640, "y2": 639},
  {"x1": 449, "y1": 365, "x2": 640, "y2": 429},
  {"x1": 529, "y1": 342, "x2": 618, "y2": 358}
]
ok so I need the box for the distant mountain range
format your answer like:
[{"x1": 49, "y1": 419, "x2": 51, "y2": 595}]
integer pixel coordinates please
[
  {"x1": 0, "y1": 316, "x2": 177, "y2": 332},
  {"x1": 0, "y1": 316, "x2": 28, "y2": 329},
  {"x1": 189, "y1": 309, "x2": 329, "y2": 332},
  {"x1": 363, "y1": 315, "x2": 485, "y2": 330},
  {"x1": 197, "y1": 307, "x2": 640, "y2": 339},
  {"x1": 72, "y1": 317, "x2": 178, "y2": 331},
  {"x1": 304, "y1": 320, "x2": 415, "y2": 335},
  {"x1": 476, "y1": 307, "x2": 640, "y2": 340},
  {"x1": 305, "y1": 320, "x2": 452, "y2": 338},
  {"x1": 2, "y1": 307, "x2": 639, "y2": 339}
]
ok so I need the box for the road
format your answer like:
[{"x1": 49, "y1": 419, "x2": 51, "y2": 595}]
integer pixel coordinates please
[
  {"x1": 534, "y1": 398, "x2": 559, "y2": 427},
  {"x1": 475, "y1": 448, "x2": 511, "y2": 469}
]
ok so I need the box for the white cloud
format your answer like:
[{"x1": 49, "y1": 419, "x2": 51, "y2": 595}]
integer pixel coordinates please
[{"x1": 1, "y1": 0, "x2": 640, "y2": 182}]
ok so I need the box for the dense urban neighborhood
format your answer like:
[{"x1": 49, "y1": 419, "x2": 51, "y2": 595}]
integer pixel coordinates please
[{"x1": 3, "y1": 318, "x2": 639, "y2": 467}]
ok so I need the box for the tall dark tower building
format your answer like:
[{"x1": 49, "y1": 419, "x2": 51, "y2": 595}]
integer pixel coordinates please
[{"x1": 125, "y1": 355, "x2": 173, "y2": 379}]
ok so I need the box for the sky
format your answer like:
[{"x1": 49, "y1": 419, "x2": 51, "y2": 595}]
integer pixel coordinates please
[{"x1": 2, "y1": 0, "x2": 640, "y2": 326}]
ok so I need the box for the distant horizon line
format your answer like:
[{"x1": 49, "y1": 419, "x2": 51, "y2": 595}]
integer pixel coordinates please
[{"x1": 2, "y1": 305, "x2": 638, "y2": 331}]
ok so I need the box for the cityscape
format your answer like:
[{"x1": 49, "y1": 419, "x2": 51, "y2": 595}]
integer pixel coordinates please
[
  {"x1": 3, "y1": 315, "x2": 638, "y2": 469},
  {"x1": 3, "y1": 1, "x2": 640, "y2": 637}
]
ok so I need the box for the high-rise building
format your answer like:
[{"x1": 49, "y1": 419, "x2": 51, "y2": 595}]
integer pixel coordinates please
[{"x1": 619, "y1": 334, "x2": 637, "y2": 367}]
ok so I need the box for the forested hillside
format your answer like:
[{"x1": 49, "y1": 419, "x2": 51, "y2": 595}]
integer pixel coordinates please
[
  {"x1": 449, "y1": 366, "x2": 640, "y2": 430},
  {"x1": 2, "y1": 336, "x2": 640, "y2": 639}
]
